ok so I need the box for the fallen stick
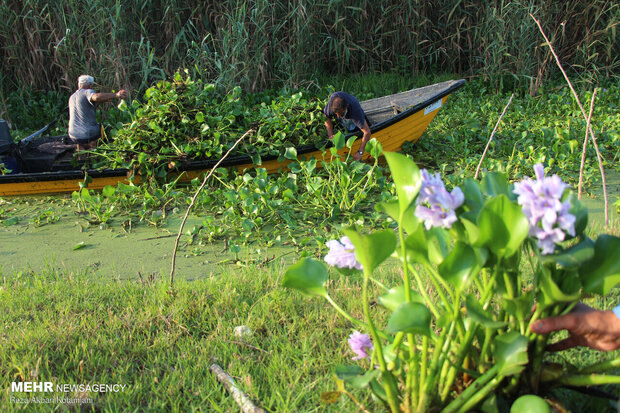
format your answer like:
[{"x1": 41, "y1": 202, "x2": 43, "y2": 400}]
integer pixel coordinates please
[
  {"x1": 169, "y1": 129, "x2": 254, "y2": 287},
  {"x1": 531, "y1": 13, "x2": 609, "y2": 226},
  {"x1": 475, "y1": 94, "x2": 514, "y2": 180},
  {"x1": 209, "y1": 363, "x2": 265, "y2": 413}
]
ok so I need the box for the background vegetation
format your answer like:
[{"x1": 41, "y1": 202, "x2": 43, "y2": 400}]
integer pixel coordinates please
[{"x1": 1, "y1": 0, "x2": 618, "y2": 109}]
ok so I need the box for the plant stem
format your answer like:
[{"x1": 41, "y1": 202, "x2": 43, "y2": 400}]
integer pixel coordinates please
[
  {"x1": 362, "y1": 265, "x2": 400, "y2": 412},
  {"x1": 441, "y1": 365, "x2": 499, "y2": 413},
  {"x1": 555, "y1": 374, "x2": 620, "y2": 387}
]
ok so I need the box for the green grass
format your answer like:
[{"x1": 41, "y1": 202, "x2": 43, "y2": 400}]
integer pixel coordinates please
[
  {"x1": 1, "y1": 250, "x2": 619, "y2": 412},
  {"x1": 0, "y1": 264, "x2": 404, "y2": 412}
]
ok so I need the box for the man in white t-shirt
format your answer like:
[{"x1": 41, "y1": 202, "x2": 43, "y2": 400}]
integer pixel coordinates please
[{"x1": 68, "y1": 75, "x2": 128, "y2": 151}]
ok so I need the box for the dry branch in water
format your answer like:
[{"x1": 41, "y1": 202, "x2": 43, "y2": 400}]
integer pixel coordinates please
[
  {"x1": 169, "y1": 129, "x2": 254, "y2": 287},
  {"x1": 209, "y1": 363, "x2": 265, "y2": 413},
  {"x1": 530, "y1": 13, "x2": 609, "y2": 226},
  {"x1": 475, "y1": 94, "x2": 514, "y2": 180}
]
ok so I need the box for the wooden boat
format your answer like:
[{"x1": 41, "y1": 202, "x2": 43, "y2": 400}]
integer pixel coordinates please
[{"x1": 0, "y1": 79, "x2": 465, "y2": 196}]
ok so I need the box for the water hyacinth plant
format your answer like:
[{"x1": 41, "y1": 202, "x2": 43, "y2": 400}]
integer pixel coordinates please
[{"x1": 283, "y1": 152, "x2": 620, "y2": 412}]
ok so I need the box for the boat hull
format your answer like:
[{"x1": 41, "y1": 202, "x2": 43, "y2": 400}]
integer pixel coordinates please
[{"x1": 0, "y1": 80, "x2": 464, "y2": 196}]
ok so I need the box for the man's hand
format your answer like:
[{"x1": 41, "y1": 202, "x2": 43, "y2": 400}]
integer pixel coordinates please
[
  {"x1": 353, "y1": 150, "x2": 363, "y2": 161},
  {"x1": 116, "y1": 89, "x2": 129, "y2": 99},
  {"x1": 531, "y1": 303, "x2": 620, "y2": 351}
]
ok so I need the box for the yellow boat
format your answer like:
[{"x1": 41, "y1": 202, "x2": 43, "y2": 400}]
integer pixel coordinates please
[{"x1": 0, "y1": 79, "x2": 465, "y2": 196}]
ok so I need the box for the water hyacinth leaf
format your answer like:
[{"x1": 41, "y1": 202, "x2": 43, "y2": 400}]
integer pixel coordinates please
[
  {"x1": 541, "y1": 238, "x2": 594, "y2": 269},
  {"x1": 481, "y1": 172, "x2": 513, "y2": 199},
  {"x1": 344, "y1": 229, "x2": 396, "y2": 274},
  {"x1": 465, "y1": 294, "x2": 506, "y2": 328},
  {"x1": 73, "y1": 242, "x2": 87, "y2": 250},
  {"x1": 579, "y1": 235, "x2": 620, "y2": 295},
  {"x1": 438, "y1": 242, "x2": 484, "y2": 291},
  {"x1": 332, "y1": 131, "x2": 345, "y2": 150},
  {"x1": 510, "y1": 395, "x2": 551, "y2": 413},
  {"x1": 427, "y1": 227, "x2": 449, "y2": 266},
  {"x1": 334, "y1": 365, "x2": 365, "y2": 381},
  {"x1": 502, "y1": 292, "x2": 534, "y2": 323},
  {"x1": 493, "y1": 332, "x2": 528, "y2": 377},
  {"x1": 377, "y1": 200, "x2": 419, "y2": 234},
  {"x1": 538, "y1": 267, "x2": 580, "y2": 307},
  {"x1": 461, "y1": 178, "x2": 484, "y2": 215},
  {"x1": 369, "y1": 378, "x2": 388, "y2": 404},
  {"x1": 566, "y1": 193, "x2": 588, "y2": 236},
  {"x1": 282, "y1": 258, "x2": 329, "y2": 298},
  {"x1": 350, "y1": 370, "x2": 382, "y2": 389},
  {"x1": 404, "y1": 225, "x2": 430, "y2": 266},
  {"x1": 378, "y1": 286, "x2": 424, "y2": 312},
  {"x1": 102, "y1": 185, "x2": 116, "y2": 199},
  {"x1": 2, "y1": 216, "x2": 18, "y2": 226},
  {"x1": 366, "y1": 138, "x2": 383, "y2": 159},
  {"x1": 476, "y1": 195, "x2": 529, "y2": 258},
  {"x1": 384, "y1": 152, "x2": 421, "y2": 214},
  {"x1": 461, "y1": 218, "x2": 480, "y2": 244},
  {"x1": 284, "y1": 147, "x2": 297, "y2": 160},
  {"x1": 346, "y1": 136, "x2": 357, "y2": 148},
  {"x1": 385, "y1": 302, "x2": 431, "y2": 336}
]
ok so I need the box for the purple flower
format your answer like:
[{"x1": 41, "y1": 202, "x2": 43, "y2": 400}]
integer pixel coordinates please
[
  {"x1": 324, "y1": 236, "x2": 363, "y2": 270},
  {"x1": 513, "y1": 164, "x2": 576, "y2": 254},
  {"x1": 415, "y1": 170, "x2": 464, "y2": 229},
  {"x1": 348, "y1": 331, "x2": 373, "y2": 360}
]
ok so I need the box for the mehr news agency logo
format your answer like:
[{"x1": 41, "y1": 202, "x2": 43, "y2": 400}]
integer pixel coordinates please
[{"x1": 9, "y1": 381, "x2": 127, "y2": 405}]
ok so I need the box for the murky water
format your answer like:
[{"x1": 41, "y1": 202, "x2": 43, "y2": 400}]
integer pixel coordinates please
[
  {"x1": 0, "y1": 199, "x2": 294, "y2": 280},
  {"x1": 1, "y1": 170, "x2": 617, "y2": 279}
]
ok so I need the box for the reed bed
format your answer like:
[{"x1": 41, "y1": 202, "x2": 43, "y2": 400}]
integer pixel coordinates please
[{"x1": 0, "y1": 0, "x2": 618, "y2": 100}]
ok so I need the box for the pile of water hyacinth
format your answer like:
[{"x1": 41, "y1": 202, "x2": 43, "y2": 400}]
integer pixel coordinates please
[
  {"x1": 89, "y1": 71, "x2": 326, "y2": 178},
  {"x1": 283, "y1": 152, "x2": 620, "y2": 412}
]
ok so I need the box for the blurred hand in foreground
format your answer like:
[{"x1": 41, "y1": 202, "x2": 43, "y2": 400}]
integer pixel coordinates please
[{"x1": 531, "y1": 303, "x2": 620, "y2": 351}]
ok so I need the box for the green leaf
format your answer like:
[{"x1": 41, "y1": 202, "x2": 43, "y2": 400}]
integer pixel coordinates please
[
  {"x1": 366, "y1": 138, "x2": 383, "y2": 158},
  {"x1": 427, "y1": 227, "x2": 449, "y2": 266},
  {"x1": 282, "y1": 258, "x2": 329, "y2": 298},
  {"x1": 510, "y1": 395, "x2": 551, "y2": 413},
  {"x1": 461, "y1": 178, "x2": 484, "y2": 214},
  {"x1": 334, "y1": 365, "x2": 365, "y2": 381},
  {"x1": 579, "y1": 235, "x2": 620, "y2": 295},
  {"x1": 332, "y1": 131, "x2": 345, "y2": 150},
  {"x1": 566, "y1": 193, "x2": 588, "y2": 236},
  {"x1": 438, "y1": 242, "x2": 486, "y2": 291},
  {"x1": 476, "y1": 195, "x2": 529, "y2": 258},
  {"x1": 493, "y1": 332, "x2": 528, "y2": 377},
  {"x1": 502, "y1": 292, "x2": 533, "y2": 323},
  {"x1": 538, "y1": 267, "x2": 580, "y2": 307},
  {"x1": 404, "y1": 225, "x2": 430, "y2": 266},
  {"x1": 2, "y1": 216, "x2": 18, "y2": 226},
  {"x1": 377, "y1": 200, "x2": 419, "y2": 235},
  {"x1": 349, "y1": 370, "x2": 381, "y2": 389},
  {"x1": 346, "y1": 136, "x2": 357, "y2": 148},
  {"x1": 378, "y1": 286, "x2": 424, "y2": 312},
  {"x1": 542, "y1": 238, "x2": 594, "y2": 269},
  {"x1": 383, "y1": 152, "x2": 421, "y2": 214},
  {"x1": 481, "y1": 172, "x2": 513, "y2": 199},
  {"x1": 465, "y1": 294, "x2": 506, "y2": 328},
  {"x1": 284, "y1": 147, "x2": 298, "y2": 160},
  {"x1": 344, "y1": 229, "x2": 397, "y2": 274},
  {"x1": 73, "y1": 242, "x2": 87, "y2": 250},
  {"x1": 102, "y1": 185, "x2": 116, "y2": 199},
  {"x1": 385, "y1": 302, "x2": 431, "y2": 336}
]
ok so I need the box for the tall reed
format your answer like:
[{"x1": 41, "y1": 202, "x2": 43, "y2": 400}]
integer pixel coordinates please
[{"x1": 0, "y1": 0, "x2": 617, "y2": 99}]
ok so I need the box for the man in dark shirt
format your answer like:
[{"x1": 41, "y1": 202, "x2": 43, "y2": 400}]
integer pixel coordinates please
[{"x1": 323, "y1": 92, "x2": 371, "y2": 161}]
